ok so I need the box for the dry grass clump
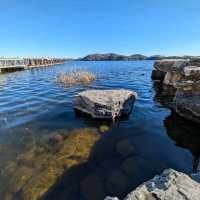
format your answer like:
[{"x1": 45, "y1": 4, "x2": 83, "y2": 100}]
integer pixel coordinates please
[{"x1": 57, "y1": 70, "x2": 96, "y2": 87}]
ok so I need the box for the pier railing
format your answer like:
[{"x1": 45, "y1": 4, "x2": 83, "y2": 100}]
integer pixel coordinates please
[{"x1": 0, "y1": 58, "x2": 65, "y2": 73}]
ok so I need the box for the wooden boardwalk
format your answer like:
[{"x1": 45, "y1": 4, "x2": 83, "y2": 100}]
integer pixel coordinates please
[{"x1": 0, "y1": 58, "x2": 65, "y2": 73}]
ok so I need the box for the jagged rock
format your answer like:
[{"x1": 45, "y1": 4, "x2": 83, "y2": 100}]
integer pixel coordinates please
[
  {"x1": 152, "y1": 59, "x2": 200, "y2": 86},
  {"x1": 152, "y1": 59, "x2": 188, "y2": 84},
  {"x1": 124, "y1": 169, "x2": 200, "y2": 200},
  {"x1": 163, "y1": 71, "x2": 182, "y2": 86},
  {"x1": 74, "y1": 89, "x2": 137, "y2": 120},
  {"x1": 174, "y1": 89, "x2": 200, "y2": 123},
  {"x1": 105, "y1": 169, "x2": 200, "y2": 200},
  {"x1": 18, "y1": 128, "x2": 100, "y2": 200},
  {"x1": 154, "y1": 59, "x2": 188, "y2": 73},
  {"x1": 173, "y1": 65, "x2": 200, "y2": 123},
  {"x1": 152, "y1": 59, "x2": 200, "y2": 124}
]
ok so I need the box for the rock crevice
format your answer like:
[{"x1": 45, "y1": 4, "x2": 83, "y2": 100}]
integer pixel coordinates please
[{"x1": 152, "y1": 58, "x2": 200, "y2": 124}]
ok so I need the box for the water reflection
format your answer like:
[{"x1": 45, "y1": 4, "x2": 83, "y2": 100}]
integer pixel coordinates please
[
  {"x1": 43, "y1": 126, "x2": 155, "y2": 200},
  {"x1": 153, "y1": 81, "x2": 176, "y2": 108},
  {"x1": 164, "y1": 112, "x2": 200, "y2": 173},
  {"x1": 0, "y1": 128, "x2": 101, "y2": 200},
  {"x1": 0, "y1": 61, "x2": 199, "y2": 200},
  {"x1": 0, "y1": 126, "x2": 156, "y2": 200}
]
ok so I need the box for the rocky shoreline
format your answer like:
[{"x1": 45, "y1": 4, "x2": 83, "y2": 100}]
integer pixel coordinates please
[
  {"x1": 105, "y1": 58, "x2": 200, "y2": 200},
  {"x1": 152, "y1": 58, "x2": 200, "y2": 124},
  {"x1": 105, "y1": 169, "x2": 200, "y2": 200},
  {"x1": 0, "y1": 58, "x2": 200, "y2": 200}
]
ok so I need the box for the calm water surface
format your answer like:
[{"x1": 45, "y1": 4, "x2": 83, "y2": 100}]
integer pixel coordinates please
[{"x1": 0, "y1": 61, "x2": 199, "y2": 200}]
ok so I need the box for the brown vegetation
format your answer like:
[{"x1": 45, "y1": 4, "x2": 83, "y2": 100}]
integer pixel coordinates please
[{"x1": 57, "y1": 70, "x2": 96, "y2": 87}]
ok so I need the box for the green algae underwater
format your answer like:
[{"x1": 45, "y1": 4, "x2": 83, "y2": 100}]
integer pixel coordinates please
[{"x1": 0, "y1": 128, "x2": 101, "y2": 200}]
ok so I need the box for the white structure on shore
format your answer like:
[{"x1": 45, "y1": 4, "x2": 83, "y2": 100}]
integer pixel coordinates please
[{"x1": 0, "y1": 57, "x2": 65, "y2": 73}]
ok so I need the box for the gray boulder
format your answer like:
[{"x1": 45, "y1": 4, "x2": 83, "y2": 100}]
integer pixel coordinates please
[
  {"x1": 152, "y1": 59, "x2": 200, "y2": 124},
  {"x1": 105, "y1": 169, "x2": 200, "y2": 200},
  {"x1": 174, "y1": 83, "x2": 200, "y2": 123},
  {"x1": 173, "y1": 65, "x2": 200, "y2": 123},
  {"x1": 152, "y1": 59, "x2": 188, "y2": 83},
  {"x1": 154, "y1": 59, "x2": 188, "y2": 73},
  {"x1": 74, "y1": 89, "x2": 137, "y2": 120}
]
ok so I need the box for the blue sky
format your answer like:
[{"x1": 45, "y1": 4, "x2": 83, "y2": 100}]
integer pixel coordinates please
[{"x1": 0, "y1": 0, "x2": 200, "y2": 57}]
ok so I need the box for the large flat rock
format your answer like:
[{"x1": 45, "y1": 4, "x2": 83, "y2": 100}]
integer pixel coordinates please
[
  {"x1": 105, "y1": 169, "x2": 200, "y2": 200},
  {"x1": 74, "y1": 89, "x2": 137, "y2": 120}
]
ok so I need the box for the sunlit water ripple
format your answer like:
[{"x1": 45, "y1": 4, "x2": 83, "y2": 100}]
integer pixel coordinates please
[{"x1": 0, "y1": 61, "x2": 199, "y2": 200}]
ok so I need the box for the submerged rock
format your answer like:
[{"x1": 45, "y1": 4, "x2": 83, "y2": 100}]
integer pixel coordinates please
[
  {"x1": 120, "y1": 157, "x2": 145, "y2": 178},
  {"x1": 106, "y1": 170, "x2": 129, "y2": 195},
  {"x1": 116, "y1": 140, "x2": 135, "y2": 157},
  {"x1": 0, "y1": 128, "x2": 100, "y2": 200},
  {"x1": 74, "y1": 89, "x2": 137, "y2": 120},
  {"x1": 80, "y1": 173, "x2": 105, "y2": 200},
  {"x1": 48, "y1": 133, "x2": 65, "y2": 146},
  {"x1": 105, "y1": 169, "x2": 200, "y2": 200},
  {"x1": 19, "y1": 128, "x2": 100, "y2": 200}
]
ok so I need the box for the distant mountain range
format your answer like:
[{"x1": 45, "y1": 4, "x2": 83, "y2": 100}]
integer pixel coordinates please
[{"x1": 77, "y1": 53, "x2": 198, "y2": 61}]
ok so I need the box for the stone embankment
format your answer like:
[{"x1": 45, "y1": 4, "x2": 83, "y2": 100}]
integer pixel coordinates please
[
  {"x1": 152, "y1": 58, "x2": 200, "y2": 123},
  {"x1": 0, "y1": 58, "x2": 65, "y2": 73},
  {"x1": 105, "y1": 169, "x2": 200, "y2": 200}
]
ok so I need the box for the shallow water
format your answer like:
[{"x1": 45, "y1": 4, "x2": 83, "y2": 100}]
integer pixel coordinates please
[{"x1": 0, "y1": 61, "x2": 199, "y2": 200}]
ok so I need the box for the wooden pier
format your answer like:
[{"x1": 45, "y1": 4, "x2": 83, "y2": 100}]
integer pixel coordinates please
[{"x1": 0, "y1": 58, "x2": 65, "y2": 73}]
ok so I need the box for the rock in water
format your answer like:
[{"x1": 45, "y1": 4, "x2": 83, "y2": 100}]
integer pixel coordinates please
[
  {"x1": 152, "y1": 59, "x2": 189, "y2": 84},
  {"x1": 152, "y1": 58, "x2": 200, "y2": 124},
  {"x1": 124, "y1": 169, "x2": 200, "y2": 200},
  {"x1": 105, "y1": 169, "x2": 200, "y2": 200},
  {"x1": 74, "y1": 89, "x2": 137, "y2": 120},
  {"x1": 80, "y1": 173, "x2": 105, "y2": 200},
  {"x1": 151, "y1": 69, "x2": 166, "y2": 81}
]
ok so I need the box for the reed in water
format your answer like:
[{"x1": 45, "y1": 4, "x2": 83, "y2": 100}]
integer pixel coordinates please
[{"x1": 57, "y1": 70, "x2": 96, "y2": 87}]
